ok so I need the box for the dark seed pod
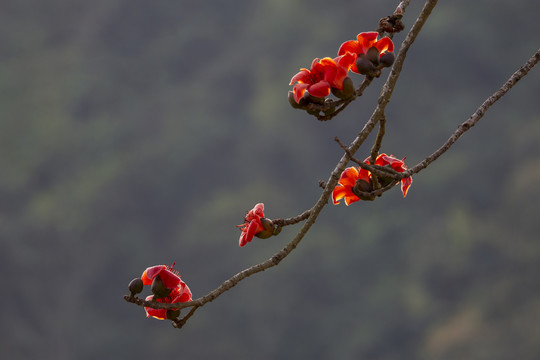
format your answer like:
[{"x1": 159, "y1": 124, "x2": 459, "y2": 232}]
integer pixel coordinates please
[
  {"x1": 380, "y1": 52, "x2": 395, "y2": 68},
  {"x1": 128, "y1": 278, "x2": 144, "y2": 296},
  {"x1": 356, "y1": 55, "x2": 376, "y2": 76},
  {"x1": 366, "y1": 47, "x2": 380, "y2": 66},
  {"x1": 151, "y1": 276, "x2": 171, "y2": 299}
]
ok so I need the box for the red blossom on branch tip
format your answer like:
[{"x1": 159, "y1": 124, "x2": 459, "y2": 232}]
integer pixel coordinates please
[
  {"x1": 237, "y1": 203, "x2": 266, "y2": 247},
  {"x1": 332, "y1": 153, "x2": 412, "y2": 205},
  {"x1": 289, "y1": 53, "x2": 355, "y2": 103},
  {"x1": 141, "y1": 264, "x2": 192, "y2": 320},
  {"x1": 338, "y1": 32, "x2": 394, "y2": 74},
  {"x1": 332, "y1": 166, "x2": 371, "y2": 205}
]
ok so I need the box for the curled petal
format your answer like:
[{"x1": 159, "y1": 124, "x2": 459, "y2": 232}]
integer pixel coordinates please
[
  {"x1": 293, "y1": 83, "x2": 309, "y2": 103},
  {"x1": 375, "y1": 37, "x2": 394, "y2": 54},
  {"x1": 141, "y1": 265, "x2": 166, "y2": 285},
  {"x1": 357, "y1": 32, "x2": 379, "y2": 47},
  {"x1": 307, "y1": 81, "x2": 332, "y2": 98},
  {"x1": 401, "y1": 176, "x2": 413, "y2": 197},
  {"x1": 141, "y1": 265, "x2": 182, "y2": 289},
  {"x1": 289, "y1": 69, "x2": 310, "y2": 85},
  {"x1": 338, "y1": 40, "x2": 360, "y2": 56},
  {"x1": 338, "y1": 167, "x2": 360, "y2": 187},
  {"x1": 332, "y1": 185, "x2": 360, "y2": 206}
]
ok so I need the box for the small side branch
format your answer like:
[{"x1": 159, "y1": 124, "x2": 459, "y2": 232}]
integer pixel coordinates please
[{"x1": 406, "y1": 48, "x2": 540, "y2": 177}]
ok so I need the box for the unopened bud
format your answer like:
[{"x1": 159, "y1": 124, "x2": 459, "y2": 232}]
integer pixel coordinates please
[
  {"x1": 356, "y1": 55, "x2": 376, "y2": 76},
  {"x1": 331, "y1": 77, "x2": 355, "y2": 99},
  {"x1": 366, "y1": 47, "x2": 380, "y2": 66},
  {"x1": 128, "y1": 277, "x2": 144, "y2": 296},
  {"x1": 255, "y1": 218, "x2": 275, "y2": 239},
  {"x1": 380, "y1": 52, "x2": 395, "y2": 68},
  {"x1": 151, "y1": 275, "x2": 171, "y2": 299}
]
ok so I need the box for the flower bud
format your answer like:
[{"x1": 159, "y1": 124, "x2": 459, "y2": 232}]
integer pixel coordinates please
[
  {"x1": 331, "y1": 77, "x2": 355, "y2": 99},
  {"x1": 128, "y1": 277, "x2": 144, "y2": 296},
  {"x1": 380, "y1": 52, "x2": 395, "y2": 68},
  {"x1": 151, "y1": 275, "x2": 171, "y2": 299},
  {"x1": 255, "y1": 218, "x2": 275, "y2": 239},
  {"x1": 366, "y1": 47, "x2": 380, "y2": 66},
  {"x1": 356, "y1": 55, "x2": 376, "y2": 76}
]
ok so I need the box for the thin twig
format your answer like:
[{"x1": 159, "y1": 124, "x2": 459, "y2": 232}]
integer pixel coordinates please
[
  {"x1": 273, "y1": 210, "x2": 312, "y2": 227},
  {"x1": 405, "y1": 48, "x2": 540, "y2": 177}
]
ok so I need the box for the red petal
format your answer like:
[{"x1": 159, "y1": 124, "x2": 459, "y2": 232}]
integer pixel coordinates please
[
  {"x1": 357, "y1": 32, "x2": 379, "y2": 52},
  {"x1": 239, "y1": 232, "x2": 248, "y2": 247},
  {"x1": 338, "y1": 40, "x2": 360, "y2": 56},
  {"x1": 338, "y1": 167, "x2": 360, "y2": 187},
  {"x1": 158, "y1": 268, "x2": 182, "y2": 289},
  {"x1": 290, "y1": 69, "x2": 310, "y2": 85},
  {"x1": 332, "y1": 185, "x2": 347, "y2": 205},
  {"x1": 307, "y1": 81, "x2": 331, "y2": 98},
  {"x1": 375, "y1": 37, "x2": 394, "y2": 54},
  {"x1": 141, "y1": 265, "x2": 166, "y2": 285},
  {"x1": 401, "y1": 176, "x2": 412, "y2": 197},
  {"x1": 293, "y1": 83, "x2": 309, "y2": 103},
  {"x1": 251, "y1": 203, "x2": 265, "y2": 218},
  {"x1": 344, "y1": 194, "x2": 361, "y2": 206}
]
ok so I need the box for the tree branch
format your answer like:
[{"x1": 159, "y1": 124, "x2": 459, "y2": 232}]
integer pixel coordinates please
[{"x1": 405, "y1": 48, "x2": 540, "y2": 177}]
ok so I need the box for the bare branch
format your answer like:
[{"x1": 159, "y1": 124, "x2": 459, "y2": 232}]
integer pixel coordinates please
[{"x1": 406, "y1": 48, "x2": 540, "y2": 177}]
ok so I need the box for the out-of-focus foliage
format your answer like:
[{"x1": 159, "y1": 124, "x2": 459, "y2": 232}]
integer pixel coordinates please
[{"x1": 1, "y1": 0, "x2": 540, "y2": 359}]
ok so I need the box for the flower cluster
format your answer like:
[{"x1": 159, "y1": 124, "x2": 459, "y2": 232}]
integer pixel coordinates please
[
  {"x1": 128, "y1": 263, "x2": 192, "y2": 320},
  {"x1": 333, "y1": 153, "x2": 412, "y2": 206},
  {"x1": 237, "y1": 203, "x2": 280, "y2": 247},
  {"x1": 289, "y1": 32, "x2": 395, "y2": 107}
]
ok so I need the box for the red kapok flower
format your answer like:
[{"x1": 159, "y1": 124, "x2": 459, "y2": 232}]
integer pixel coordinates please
[
  {"x1": 289, "y1": 53, "x2": 355, "y2": 103},
  {"x1": 374, "y1": 154, "x2": 413, "y2": 197},
  {"x1": 332, "y1": 166, "x2": 371, "y2": 206},
  {"x1": 144, "y1": 284, "x2": 192, "y2": 320},
  {"x1": 338, "y1": 32, "x2": 394, "y2": 74},
  {"x1": 332, "y1": 153, "x2": 412, "y2": 205},
  {"x1": 141, "y1": 263, "x2": 192, "y2": 320},
  {"x1": 237, "y1": 203, "x2": 266, "y2": 247}
]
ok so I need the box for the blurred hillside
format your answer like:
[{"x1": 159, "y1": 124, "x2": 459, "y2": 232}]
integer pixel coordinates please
[{"x1": 1, "y1": 0, "x2": 540, "y2": 359}]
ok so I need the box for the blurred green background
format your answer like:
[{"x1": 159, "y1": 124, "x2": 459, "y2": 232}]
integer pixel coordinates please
[{"x1": 2, "y1": 0, "x2": 540, "y2": 359}]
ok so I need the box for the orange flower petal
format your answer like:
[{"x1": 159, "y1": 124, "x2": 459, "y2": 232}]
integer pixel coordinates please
[
  {"x1": 344, "y1": 193, "x2": 361, "y2": 206},
  {"x1": 401, "y1": 176, "x2": 412, "y2": 197},
  {"x1": 289, "y1": 69, "x2": 310, "y2": 85},
  {"x1": 357, "y1": 32, "x2": 379, "y2": 52},
  {"x1": 338, "y1": 167, "x2": 360, "y2": 187},
  {"x1": 375, "y1": 37, "x2": 394, "y2": 54},
  {"x1": 337, "y1": 40, "x2": 360, "y2": 56},
  {"x1": 332, "y1": 185, "x2": 348, "y2": 205}
]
